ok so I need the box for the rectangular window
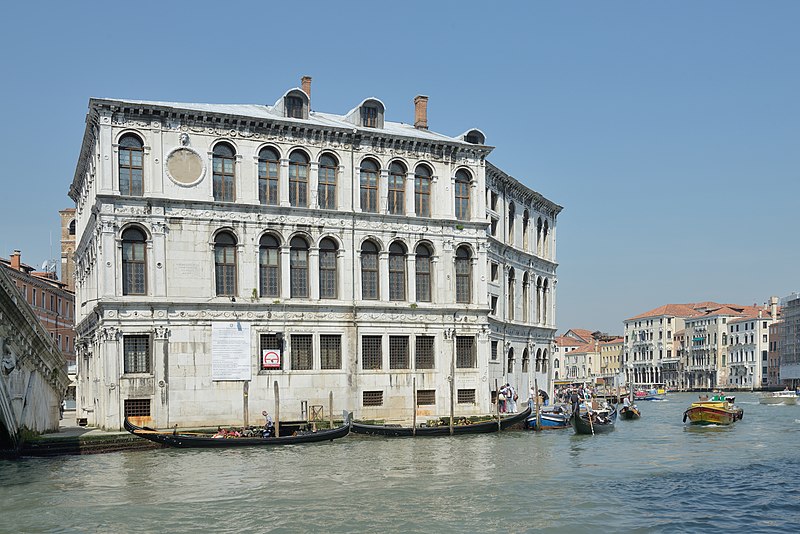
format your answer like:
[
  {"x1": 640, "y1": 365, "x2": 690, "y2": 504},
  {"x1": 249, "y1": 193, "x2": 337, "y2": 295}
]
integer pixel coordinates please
[
  {"x1": 50, "y1": 294, "x2": 55, "y2": 311},
  {"x1": 458, "y1": 389, "x2": 476, "y2": 404},
  {"x1": 286, "y1": 96, "x2": 304, "y2": 118},
  {"x1": 291, "y1": 334, "x2": 313, "y2": 370},
  {"x1": 362, "y1": 390, "x2": 383, "y2": 407},
  {"x1": 32, "y1": 288, "x2": 37, "y2": 307},
  {"x1": 389, "y1": 253, "x2": 406, "y2": 301},
  {"x1": 762, "y1": 350, "x2": 768, "y2": 362},
  {"x1": 260, "y1": 333, "x2": 283, "y2": 370},
  {"x1": 415, "y1": 336, "x2": 435, "y2": 369},
  {"x1": 124, "y1": 399, "x2": 151, "y2": 418},
  {"x1": 414, "y1": 174, "x2": 430, "y2": 217},
  {"x1": 258, "y1": 157, "x2": 279, "y2": 205},
  {"x1": 490, "y1": 218, "x2": 498, "y2": 237},
  {"x1": 491, "y1": 340, "x2": 498, "y2": 361},
  {"x1": 416, "y1": 389, "x2": 436, "y2": 406},
  {"x1": 319, "y1": 249, "x2": 337, "y2": 299},
  {"x1": 320, "y1": 335, "x2": 342, "y2": 370},
  {"x1": 415, "y1": 255, "x2": 431, "y2": 302},
  {"x1": 491, "y1": 263, "x2": 499, "y2": 281},
  {"x1": 361, "y1": 253, "x2": 379, "y2": 300},
  {"x1": 58, "y1": 298, "x2": 62, "y2": 315},
  {"x1": 362, "y1": 106, "x2": 378, "y2": 128},
  {"x1": 389, "y1": 336, "x2": 410, "y2": 369},
  {"x1": 491, "y1": 296, "x2": 498, "y2": 315},
  {"x1": 362, "y1": 335, "x2": 382, "y2": 370},
  {"x1": 456, "y1": 336, "x2": 476, "y2": 368},
  {"x1": 123, "y1": 335, "x2": 151, "y2": 374}
]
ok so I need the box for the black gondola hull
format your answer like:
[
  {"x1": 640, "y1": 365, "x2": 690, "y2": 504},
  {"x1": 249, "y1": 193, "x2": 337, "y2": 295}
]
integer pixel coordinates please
[
  {"x1": 572, "y1": 407, "x2": 617, "y2": 435},
  {"x1": 352, "y1": 407, "x2": 531, "y2": 437},
  {"x1": 124, "y1": 418, "x2": 351, "y2": 448}
]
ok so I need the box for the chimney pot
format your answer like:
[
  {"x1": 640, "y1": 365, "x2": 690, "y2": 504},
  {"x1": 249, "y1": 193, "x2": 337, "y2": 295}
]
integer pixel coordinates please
[
  {"x1": 10, "y1": 250, "x2": 21, "y2": 271},
  {"x1": 414, "y1": 95, "x2": 429, "y2": 130},
  {"x1": 301, "y1": 76, "x2": 312, "y2": 97}
]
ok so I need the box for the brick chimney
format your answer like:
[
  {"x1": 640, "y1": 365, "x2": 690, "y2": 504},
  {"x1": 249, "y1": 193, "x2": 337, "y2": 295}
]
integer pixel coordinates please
[
  {"x1": 414, "y1": 95, "x2": 428, "y2": 130},
  {"x1": 10, "y1": 250, "x2": 20, "y2": 271},
  {"x1": 301, "y1": 76, "x2": 312, "y2": 97}
]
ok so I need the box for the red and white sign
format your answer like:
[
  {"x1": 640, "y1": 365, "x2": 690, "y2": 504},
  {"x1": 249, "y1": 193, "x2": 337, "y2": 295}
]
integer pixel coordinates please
[{"x1": 262, "y1": 350, "x2": 281, "y2": 369}]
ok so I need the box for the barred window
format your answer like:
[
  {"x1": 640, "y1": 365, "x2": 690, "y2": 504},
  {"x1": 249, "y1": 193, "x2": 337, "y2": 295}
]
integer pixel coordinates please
[
  {"x1": 362, "y1": 335, "x2": 382, "y2": 370},
  {"x1": 124, "y1": 398, "x2": 151, "y2": 417},
  {"x1": 291, "y1": 334, "x2": 313, "y2": 370},
  {"x1": 455, "y1": 246, "x2": 472, "y2": 304},
  {"x1": 319, "y1": 238, "x2": 338, "y2": 299},
  {"x1": 388, "y1": 161, "x2": 406, "y2": 215},
  {"x1": 122, "y1": 227, "x2": 146, "y2": 295},
  {"x1": 454, "y1": 169, "x2": 470, "y2": 221},
  {"x1": 212, "y1": 143, "x2": 236, "y2": 202},
  {"x1": 318, "y1": 154, "x2": 337, "y2": 209},
  {"x1": 457, "y1": 389, "x2": 476, "y2": 404},
  {"x1": 260, "y1": 333, "x2": 283, "y2": 370},
  {"x1": 492, "y1": 340, "x2": 498, "y2": 361},
  {"x1": 414, "y1": 165, "x2": 431, "y2": 217},
  {"x1": 214, "y1": 232, "x2": 237, "y2": 296},
  {"x1": 415, "y1": 336, "x2": 435, "y2": 369},
  {"x1": 416, "y1": 389, "x2": 436, "y2": 406},
  {"x1": 363, "y1": 390, "x2": 383, "y2": 407},
  {"x1": 415, "y1": 244, "x2": 432, "y2": 302},
  {"x1": 258, "y1": 147, "x2": 280, "y2": 206},
  {"x1": 456, "y1": 336, "x2": 476, "y2": 368},
  {"x1": 289, "y1": 150, "x2": 309, "y2": 207},
  {"x1": 360, "y1": 159, "x2": 379, "y2": 213},
  {"x1": 389, "y1": 336, "x2": 409, "y2": 369},
  {"x1": 123, "y1": 335, "x2": 150, "y2": 374},
  {"x1": 259, "y1": 234, "x2": 280, "y2": 298},
  {"x1": 389, "y1": 242, "x2": 406, "y2": 301},
  {"x1": 320, "y1": 335, "x2": 342, "y2": 370},
  {"x1": 119, "y1": 134, "x2": 143, "y2": 196},
  {"x1": 361, "y1": 241, "x2": 379, "y2": 300},
  {"x1": 290, "y1": 236, "x2": 309, "y2": 298}
]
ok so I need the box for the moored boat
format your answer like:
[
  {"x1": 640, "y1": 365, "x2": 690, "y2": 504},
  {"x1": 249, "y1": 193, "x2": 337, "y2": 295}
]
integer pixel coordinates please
[
  {"x1": 352, "y1": 407, "x2": 531, "y2": 437},
  {"x1": 572, "y1": 404, "x2": 617, "y2": 435},
  {"x1": 759, "y1": 390, "x2": 798, "y2": 406},
  {"x1": 682, "y1": 396, "x2": 743, "y2": 425},
  {"x1": 633, "y1": 383, "x2": 667, "y2": 401},
  {"x1": 124, "y1": 417, "x2": 351, "y2": 448},
  {"x1": 525, "y1": 405, "x2": 571, "y2": 430}
]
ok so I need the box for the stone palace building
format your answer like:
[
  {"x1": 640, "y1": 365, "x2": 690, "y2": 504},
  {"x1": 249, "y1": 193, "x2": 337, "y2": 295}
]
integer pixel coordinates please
[{"x1": 69, "y1": 78, "x2": 561, "y2": 429}]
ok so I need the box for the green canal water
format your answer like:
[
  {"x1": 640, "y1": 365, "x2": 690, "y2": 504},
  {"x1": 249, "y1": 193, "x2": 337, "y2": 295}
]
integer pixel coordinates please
[{"x1": 2, "y1": 393, "x2": 799, "y2": 533}]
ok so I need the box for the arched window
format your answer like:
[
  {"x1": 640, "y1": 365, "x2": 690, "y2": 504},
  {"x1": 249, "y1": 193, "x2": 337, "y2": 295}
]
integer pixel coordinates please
[
  {"x1": 258, "y1": 147, "x2": 280, "y2": 206},
  {"x1": 542, "y1": 278, "x2": 549, "y2": 325},
  {"x1": 522, "y1": 210, "x2": 530, "y2": 250},
  {"x1": 212, "y1": 143, "x2": 236, "y2": 202},
  {"x1": 454, "y1": 170, "x2": 471, "y2": 221},
  {"x1": 259, "y1": 234, "x2": 280, "y2": 298},
  {"x1": 455, "y1": 246, "x2": 472, "y2": 304},
  {"x1": 522, "y1": 348, "x2": 530, "y2": 373},
  {"x1": 214, "y1": 231, "x2": 237, "y2": 296},
  {"x1": 536, "y1": 349, "x2": 542, "y2": 372},
  {"x1": 122, "y1": 227, "x2": 146, "y2": 295},
  {"x1": 388, "y1": 241, "x2": 406, "y2": 301},
  {"x1": 415, "y1": 243, "x2": 432, "y2": 302},
  {"x1": 290, "y1": 236, "x2": 309, "y2": 298},
  {"x1": 119, "y1": 135, "x2": 143, "y2": 196},
  {"x1": 388, "y1": 162, "x2": 406, "y2": 215},
  {"x1": 414, "y1": 165, "x2": 432, "y2": 217},
  {"x1": 537, "y1": 217, "x2": 543, "y2": 256},
  {"x1": 508, "y1": 203, "x2": 515, "y2": 242},
  {"x1": 361, "y1": 241, "x2": 379, "y2": 300},
  {"x1": 542, "y1": 350, "x2": 548, "y2": 373},
  {"x1": 507, "y1": 347, "x2": 515, "y2": 374},
  {"x1": 543, "y1": 220, "x2": 550, "y2": 258},
  {"x1": 507, "y1": 268, "x2": 515, "y2": 321},
  {"x1": 289, "y1": 151, "x2": 309, "y2": 207},
  {"x1": 318, "y1": 154, "x2": 338, "y2": 210},
  {"x1": 360, "y1": 159, "x2": 379, "y2": 213},
  {"x1": 522, "y1": 272, "x2": 530, "y2": 323},
  {"x1": 319, "y1": 238, "x2": 338, "y2": 299},
  {"x1": 554, "y1": 358, "x2": 560, "y2": 369},
  {"x1": 68, "y1": 220, "x2": 76, "y2": 236}
]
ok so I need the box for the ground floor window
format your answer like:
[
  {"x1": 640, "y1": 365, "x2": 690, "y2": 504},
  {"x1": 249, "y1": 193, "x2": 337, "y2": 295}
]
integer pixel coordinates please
[
  {"x1": 456, "y1": 336, "x2": 476, "y2": 368},
  {"x1": 124, "y1": 398, "x2": 151, "y2": 417},
  {"x1": 260, "y1": 333, "x2": 283, "y2": 370},
  {"x1": 415, "y1": 336, "x2": 435, "y2": 369},
  {"x1": 363, "y1": 390, "x2": 383, "y2": 406},
  {"x1": 416, "y1": 389, "x2": 436, "y2": 406},
  {"x1": 457, "y1": 389, "x2": 476, "y2": 404},
  {"x1": 291, "y1": 334, "x2": 313, "y2": 370},
  {"x1": 362, "y1": 336, "x2": 382, "y2": 370},
  {"x1": 389, "y1": 336, "x2": 409, "y2": 369},
  {"x1": 320, "y1": 335, "x2": 342, "y2": 370}
]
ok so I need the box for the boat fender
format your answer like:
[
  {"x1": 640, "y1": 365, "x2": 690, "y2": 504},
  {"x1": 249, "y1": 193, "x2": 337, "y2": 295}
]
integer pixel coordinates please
[{"x1": 682, "y1": 411, "x2": 687, "y2": 423}]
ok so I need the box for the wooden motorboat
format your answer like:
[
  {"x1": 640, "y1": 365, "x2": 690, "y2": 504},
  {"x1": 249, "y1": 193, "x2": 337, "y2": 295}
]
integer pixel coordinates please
[
  {"x1": 124, "y1": 417, "x2": 351, "y2": 448},
  {"x1": 352, "y1": 406, "x2": 531, "y2": 437},
  {"x1": 619, "y1": 404, "x2": 641, "y2": 420},
  {"x1": 572, "y1": 405, "x2": 617, "y2": 435},
  {"x1": 525, "y1": 405, "x2": 571, "y2": 429},
  {"x1": 682, "y1": 397, "x2": 743, "y2": 425},
  {"x1": 759, "y1": 391, "x2": 798, "y2": 406},
  {"x1": 633, "y1": 383, "x2": 667, "y2": 401}
]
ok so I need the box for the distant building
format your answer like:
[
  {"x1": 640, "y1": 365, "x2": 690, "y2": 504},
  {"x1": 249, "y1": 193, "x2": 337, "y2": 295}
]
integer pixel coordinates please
[
  {"x1": 0, "y1": 250, "x2": 76, "y2": 398},
  {"x1": 767, "y1": 321, "x2": 783, "y2": 387},
  {"x1": 59, "y1": 208, "x2": 77, "y2": 292},
  {"x1": 779, "y1": 293, "x2": 800, "y2": 387},
  {"x1": 725, "y1": 309, "x2": 777, "y2": 390}
]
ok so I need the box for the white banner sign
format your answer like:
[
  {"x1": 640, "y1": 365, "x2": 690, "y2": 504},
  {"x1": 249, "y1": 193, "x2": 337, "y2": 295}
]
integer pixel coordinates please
[{"x1": 212, "y1": 321, "x2": 251, "y2": 381}]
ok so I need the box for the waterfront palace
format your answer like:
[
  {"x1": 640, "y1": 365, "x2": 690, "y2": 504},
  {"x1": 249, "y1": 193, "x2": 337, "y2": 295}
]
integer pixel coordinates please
[{"x1": 68, "y1": 78, "x2": 562, "y2": 429}]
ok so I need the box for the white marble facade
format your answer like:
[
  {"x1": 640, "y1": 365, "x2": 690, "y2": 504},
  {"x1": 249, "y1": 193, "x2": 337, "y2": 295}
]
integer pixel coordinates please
[{"x1": 69, "y1": 88, "x2": 560, "y2": 429}]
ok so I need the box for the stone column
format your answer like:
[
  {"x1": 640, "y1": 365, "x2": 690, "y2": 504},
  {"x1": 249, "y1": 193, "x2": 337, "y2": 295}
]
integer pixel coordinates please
[
  {"x1": 280, "y1": 245, "x2": 290, "y2": 299},
  {"x1": 309, "y1": 161, "x2": 319, "y2": 209},
  {"x1": 405, "y1": 171, "x2": 415, "y2": 216},
  {"x1": 379, "y1": 250, "x2": 389, "y2": 302},
  {"x1": 379, "y1": 168, "x2": 389, "y2": 215},
  {"x1": 279, "y1": 158, "x2": 290, "y2": 207},
  {"x1": 309, "y1": 245, "x2": 320, "y2": 300},
  {"x1": 406, "y1": 253, "x2": 416, "y2": 303}
]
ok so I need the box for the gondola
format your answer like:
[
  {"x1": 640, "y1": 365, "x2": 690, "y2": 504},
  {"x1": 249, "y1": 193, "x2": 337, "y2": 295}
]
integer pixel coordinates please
[
  {"x1": 571, "y1": 405, "x2": 617, "y2": 435},
  {"x1": 525, "y1": 404, "x2": 571, "y2": 429},
  {"x1": 619, "y1": 405, "x2": 641, "y2": 420},
  {"x1": 123, "y1": 417, "x2": 351, "y2": 448},
  {"x1": 352, "y1": 406, "x2": 531, "y2": 437}
]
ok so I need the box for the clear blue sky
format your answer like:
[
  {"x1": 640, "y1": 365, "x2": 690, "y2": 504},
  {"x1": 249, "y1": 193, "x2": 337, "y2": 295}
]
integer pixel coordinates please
[{"x1": 1, "y1": 1, "x2": 798, "y2": 334}]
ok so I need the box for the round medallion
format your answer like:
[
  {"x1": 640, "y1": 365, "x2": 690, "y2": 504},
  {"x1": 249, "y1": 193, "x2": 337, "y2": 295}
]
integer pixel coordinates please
[{"x1": 166, "y1": 147, "x2": 204, "y2": 186}]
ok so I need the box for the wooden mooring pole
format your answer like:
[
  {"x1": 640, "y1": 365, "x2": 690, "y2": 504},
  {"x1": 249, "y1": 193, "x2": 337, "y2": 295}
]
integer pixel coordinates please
[
  {"x1": 329, "y1": 391, "x2": 333, "y2": 430},
  {"x1": 412, "y1": 377, "x2": 417, "y2": 437},
  {"x1": 273, "y1": 381, "x2": 280, "y2": 438},
  {"x1": 534, "y1": 378, "x2": 541, "y2": 431}
]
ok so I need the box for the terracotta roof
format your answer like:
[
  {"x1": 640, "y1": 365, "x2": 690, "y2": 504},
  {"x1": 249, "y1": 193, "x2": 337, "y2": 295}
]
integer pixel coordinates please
[
  {"x1": 555, "y1": 335, "x2": 583, "y2": 348},
  {"x1": 564, "y1": 329, "x2": 594, "y2": 343}
]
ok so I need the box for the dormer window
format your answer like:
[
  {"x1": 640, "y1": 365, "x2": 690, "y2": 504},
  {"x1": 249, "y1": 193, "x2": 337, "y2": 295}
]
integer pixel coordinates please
[
  {"x1": 362, "y1": 106, "x2": 378, "y2": 128},
  {"x1": 286, "y1": 96, "x2": 304, "y2": 118}
]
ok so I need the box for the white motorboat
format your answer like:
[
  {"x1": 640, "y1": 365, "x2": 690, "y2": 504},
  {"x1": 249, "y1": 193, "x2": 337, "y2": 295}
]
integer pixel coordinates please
[{"x1": 759, "y1": 390, "x2": 798, "y2": 405}]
